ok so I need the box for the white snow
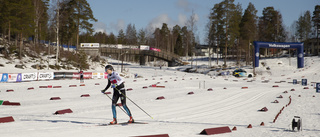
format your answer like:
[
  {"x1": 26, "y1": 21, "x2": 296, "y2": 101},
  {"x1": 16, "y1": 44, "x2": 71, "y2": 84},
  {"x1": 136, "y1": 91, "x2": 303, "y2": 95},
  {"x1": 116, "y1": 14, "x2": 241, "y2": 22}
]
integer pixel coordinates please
[{"x1": 0, "y1": 56, "x2": 320, "y2": 137}]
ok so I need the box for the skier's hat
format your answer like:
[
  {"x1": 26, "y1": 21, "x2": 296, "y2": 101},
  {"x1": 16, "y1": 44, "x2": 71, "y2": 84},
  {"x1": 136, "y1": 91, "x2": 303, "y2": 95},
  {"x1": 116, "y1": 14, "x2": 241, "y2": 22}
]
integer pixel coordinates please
[{"x1": 105, "y1": 65, "x2": 114, "y2": 71}]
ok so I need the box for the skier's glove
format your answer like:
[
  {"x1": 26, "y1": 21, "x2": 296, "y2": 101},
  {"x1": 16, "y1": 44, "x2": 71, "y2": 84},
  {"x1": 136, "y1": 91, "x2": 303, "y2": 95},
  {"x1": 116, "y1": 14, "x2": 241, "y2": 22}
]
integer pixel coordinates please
[
  {"x1": 111, "y1": 84, "x2": 117, "y2": 88},
  {"x1": 101, "y1": 89, "x2": 106, "y2": 93}
]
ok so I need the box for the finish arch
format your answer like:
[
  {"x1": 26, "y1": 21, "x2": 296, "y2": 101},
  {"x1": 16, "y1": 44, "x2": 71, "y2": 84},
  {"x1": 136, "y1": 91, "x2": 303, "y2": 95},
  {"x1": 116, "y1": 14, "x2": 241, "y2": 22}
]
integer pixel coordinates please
[{"x1": 253, "y1": 41, "x2": 304, "y2": 68}]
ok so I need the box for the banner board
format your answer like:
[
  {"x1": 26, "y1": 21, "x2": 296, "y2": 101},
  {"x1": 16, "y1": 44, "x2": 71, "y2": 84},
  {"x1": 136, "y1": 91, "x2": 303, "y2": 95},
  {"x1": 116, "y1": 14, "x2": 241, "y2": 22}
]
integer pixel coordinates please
[
  {"x1": 316, "y1": 83, "x2": 320, "y2": 93},
  {"x1": 72, "y1": 72, "x2": 92, "y2": 79},
  {"x1": 1, "y1": 71, "x2": 95, "y2": 82},
  {"x1": 293, "y1": 79, "x2": 297, "y2": 85},
  {"x1": 53, "y1": 72, "x2": 74, "y2": 79},
  {"x1": 140, "y1": 45, "x2": 150, "y2": 50},
  {"x1": 92, "y1": 72, "x2": 104, "y2": 79},
  {"x1": 38, "y1": 72, "x2": 54, "y2": 80},
  {"x1": 7, "y1": 73, "x2": 22, "y2": 82},
  {"x1": 0, "y1": 73, "x2": 8, "y2": 82},
  {"x1": 22, "y1": 73, "x2": 38, "y2": 81},
  {"x1": 150, "y1": 47, "x2": 161, "y2": 52},
  {"x1": 80, "y1": 43, "x2": 99, "y2": 48},
  {"x1": 254, "y1": 42, "x2": 304, "y2": 68},
  {"x1": 302, "y1": 79, "x2": 307, "y2": 86}
]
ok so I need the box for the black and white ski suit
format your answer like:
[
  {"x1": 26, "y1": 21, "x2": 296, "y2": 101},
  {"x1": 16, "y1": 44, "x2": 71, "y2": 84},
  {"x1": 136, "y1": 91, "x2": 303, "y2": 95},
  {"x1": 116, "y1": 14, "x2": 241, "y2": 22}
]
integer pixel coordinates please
[{"x1": 103, "y1": 71, "x2": 132, "y2": 118}]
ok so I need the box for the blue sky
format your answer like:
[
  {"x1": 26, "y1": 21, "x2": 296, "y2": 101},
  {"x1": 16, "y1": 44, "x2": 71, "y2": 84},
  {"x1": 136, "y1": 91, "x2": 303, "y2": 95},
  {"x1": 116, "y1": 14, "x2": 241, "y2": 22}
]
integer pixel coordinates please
[{"x1": 88, "y1": 0, "x2": 320, "y2": 44}]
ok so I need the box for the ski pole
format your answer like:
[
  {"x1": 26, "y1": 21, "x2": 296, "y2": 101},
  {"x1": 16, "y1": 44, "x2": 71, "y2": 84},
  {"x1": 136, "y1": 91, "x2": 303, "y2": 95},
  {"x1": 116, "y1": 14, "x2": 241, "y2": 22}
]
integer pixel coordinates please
[
  {"x1": 115, "y1": 88, "x2": 153, "y2": 119},
  {"x1": 104, "y1": 92, "x2": 129, "y2": 116}
]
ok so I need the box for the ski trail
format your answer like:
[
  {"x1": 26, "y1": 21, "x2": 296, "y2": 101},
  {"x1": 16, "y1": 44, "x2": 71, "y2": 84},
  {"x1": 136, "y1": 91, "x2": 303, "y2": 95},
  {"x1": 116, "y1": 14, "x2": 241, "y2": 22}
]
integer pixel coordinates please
[{"x1": 161, "y1": 87, "x2": 281, "y2": 122}]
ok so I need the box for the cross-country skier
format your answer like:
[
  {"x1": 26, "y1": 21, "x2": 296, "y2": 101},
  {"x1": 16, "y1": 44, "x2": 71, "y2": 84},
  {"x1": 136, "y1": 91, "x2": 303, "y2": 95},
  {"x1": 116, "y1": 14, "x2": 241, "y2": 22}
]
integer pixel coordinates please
[
  {"x1": 101, "y1": 65, "x2": 134, "y2": 124},
  {"x1": 79, "y1": 70, "x2": 84, "y2": 83}
]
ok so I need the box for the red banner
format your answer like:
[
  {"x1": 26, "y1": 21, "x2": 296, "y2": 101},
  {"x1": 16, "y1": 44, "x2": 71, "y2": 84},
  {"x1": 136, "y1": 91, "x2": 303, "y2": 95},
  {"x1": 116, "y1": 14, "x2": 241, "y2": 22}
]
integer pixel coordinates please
[
  {"x1": 150, "y1": 47, "x2": 161, "y2": 52},
  {"x1": 72, "y1": 72, "x2": 92, "y2": 79}
]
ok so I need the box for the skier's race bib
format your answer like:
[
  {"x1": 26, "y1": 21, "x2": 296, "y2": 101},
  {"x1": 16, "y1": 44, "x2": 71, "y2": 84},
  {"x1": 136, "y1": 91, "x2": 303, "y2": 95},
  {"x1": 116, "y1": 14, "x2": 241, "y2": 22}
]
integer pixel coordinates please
[{"x1": 111, "y1": 80, "x2": 117, "y2": 84}]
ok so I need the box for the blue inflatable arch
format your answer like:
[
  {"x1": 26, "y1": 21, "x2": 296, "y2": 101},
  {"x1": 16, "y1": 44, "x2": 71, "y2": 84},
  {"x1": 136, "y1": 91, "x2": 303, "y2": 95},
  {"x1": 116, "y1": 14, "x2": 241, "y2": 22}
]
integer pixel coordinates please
[{"x1": 253, "y1": 41, "x2": 304, "y2": 68}]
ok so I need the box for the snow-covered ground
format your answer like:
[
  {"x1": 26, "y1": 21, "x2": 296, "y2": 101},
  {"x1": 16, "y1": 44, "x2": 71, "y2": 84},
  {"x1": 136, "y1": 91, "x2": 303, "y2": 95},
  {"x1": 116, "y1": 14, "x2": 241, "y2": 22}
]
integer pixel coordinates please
[{"x1": 0, "y1": 56, "x2": 320, "y2": 137}]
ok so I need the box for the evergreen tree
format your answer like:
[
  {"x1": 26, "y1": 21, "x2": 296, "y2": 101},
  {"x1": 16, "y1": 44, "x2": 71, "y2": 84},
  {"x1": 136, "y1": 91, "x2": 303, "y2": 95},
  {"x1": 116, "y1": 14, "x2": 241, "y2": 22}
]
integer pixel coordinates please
[
  {"x1": 296, "y1": 11, "x2": 312, "y2": 42},
  {"x1": 207, "y1": 3, "x2": 221, "y2": 64},
  {"x1": 228, "y1": 3, "x2": 242, "y2": 61},
  {"x1": 67, "y1": 0, "x2": 97, "y2": 49},
  {"x1": 33, "y1": 0, "x2": 49, "y2": 53},
  {"x1": 138, "y1": 28, "x2": 147, "y2": 45},
  {"x1": 125, "y1": 23, "x2": 137, "y2": 45},
  {"x1": 312, "y1": 5, "x2": 320, "y2": 34},
  {"x1": 172, "y1": 25, "x2": 182, "y2": 55},
  {"x1": 59, "y1": 0, "x2": 77, "y2": 48},
  {"x1": 0, "y1": 0, "x2": 35, "y2": 44},
  {"x1": 208, "y1": 0, "x2": 240, "y2": 66},
  {"x1": 239, "y1": 2, "x2": 258, "y2": 65},
  {"x1": 38, "y1": 1, "x2": 49, "y2": 44},
  {"x1": 181, "y1": 26, "x2": 190, "y2": 56},
  {"x1": 117, "y1": 29, "x2": 125, "y2": 44},
  {"x1": 312, "y1": 5, "x2": 320, "y2": 55},
  {"x1": 240, "y1": 3, "x2": 258, "y2": 41},
  {"x1": 108, "y1": 32, "x2": 117, "y2": 44},
  {"x1": 258, "y1": 7, "x2": 286, "y2": 42},
  {"x1": 160, "y1": 23, "x2": 170, "y2": 52},
  {"x1": 94, "y1": 32, "x2": 107, "y2": 44},
  {"x1": 175, "y1": 34, "x2": 184, "y2": 56},
  {"x1": 12, "y1": 0, "x2": 35, "y2": 59},
  {"x1": 258, "y1": 6, "x2": 286, "y2": 57},
  {"x1": 153, "y1": 28, "x2": 161, "y2": 48},
  {"x1": 0, "y1": 0, "x2": 14, "y2": 41},
  {"x1": 172, "y1": 25, "x2": 184, "y2": 56}
]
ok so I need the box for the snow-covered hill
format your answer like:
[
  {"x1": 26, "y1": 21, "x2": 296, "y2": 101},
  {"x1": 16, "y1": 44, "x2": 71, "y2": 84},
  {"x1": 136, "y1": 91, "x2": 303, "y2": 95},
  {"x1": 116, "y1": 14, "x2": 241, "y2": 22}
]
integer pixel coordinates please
[{"x1": 0, "y1": 56, "x2": 319, "y2": 137}]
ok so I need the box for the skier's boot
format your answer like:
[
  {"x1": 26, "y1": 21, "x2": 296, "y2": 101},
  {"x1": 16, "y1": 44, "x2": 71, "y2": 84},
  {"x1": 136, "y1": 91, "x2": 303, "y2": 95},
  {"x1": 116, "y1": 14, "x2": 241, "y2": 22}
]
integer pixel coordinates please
[
  {"x1": 110, "y1": 118, "x2": 117, "y2": 124},
  {"x1": 128, "y1": 116, "x2": 134, "y2": 123}
]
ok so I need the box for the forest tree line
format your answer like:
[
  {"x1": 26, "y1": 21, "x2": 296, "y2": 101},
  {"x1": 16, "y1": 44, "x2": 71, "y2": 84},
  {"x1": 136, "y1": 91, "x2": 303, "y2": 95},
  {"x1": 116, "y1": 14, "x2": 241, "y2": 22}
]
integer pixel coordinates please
[
  {"x1": 0, "y1": 0, "x2": 319, "y2": 67},
  {"x1": 207, "y1": 1, "x2": 320, "y2": 66}
]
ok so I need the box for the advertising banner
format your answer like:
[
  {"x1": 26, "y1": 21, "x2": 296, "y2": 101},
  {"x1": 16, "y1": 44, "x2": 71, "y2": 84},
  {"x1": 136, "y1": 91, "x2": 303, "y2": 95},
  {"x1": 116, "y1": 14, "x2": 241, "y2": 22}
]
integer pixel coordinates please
[
  {"x1": 7, "y1": 73, "x2": 22, "y2": 82},
  {"x1": 101, "y1": 44, "x2": 118, "y2": 48},
  {"x1": 80, "y1": 43, "x2": 99, "y2": 48},
  {"x1": 64, "y1": 72, "x2": 74, "y2": 79},
  {"x1": 316, "y1": 83, "x2": 320, "y2": 93},
  {"x1": 0, "y1": 73, "x2": 8, "y2": 82},
  {"x1": 38, "y1": 72, "x2": 54, "y2": 80},
  {"x1": 53, "y1": 72, "x2": 74, "y2": 79},
  {"x1": 22, "y1": 73, "x2": 38, "y2": 81},
  {"x1": 150, "y1": 47, "x2": 161, "y2": 52},
  {"x1": 117, "y1": 44, "x2": 123, "y2": 49},
  {"x1": 16, "y1": 73, "x2": 22, "y2": 82},
  {"x1": 73, "y1": 72, "x2": 92, "y2": 79},
  {"x1": 53, "y1": 72, "x2": 65, "y2": 79},
  {"x1": 92, "y1": 72, "x2": 104, "y2": 79},
  {"x1": 73, "y1": 72, "x2": 80, "y2": 79},
  {"x1": 83, "y1": 72, "x2": 92, "y2": 79},
  {"x1": 140, "y1": 45, "x2": 150, "y2": 50},
  {"x1": 253, "y1": 42, "x2": 304, "y2": 68},
  {"x1": 293, "y1": 79, "x2": 297, "y2": 85},
  {"x1": 7, "y1": 74, "x2": 17, "y2": 82},
  {"x1": 302, "y1": 79, "x2": 307, "y2": 86}
]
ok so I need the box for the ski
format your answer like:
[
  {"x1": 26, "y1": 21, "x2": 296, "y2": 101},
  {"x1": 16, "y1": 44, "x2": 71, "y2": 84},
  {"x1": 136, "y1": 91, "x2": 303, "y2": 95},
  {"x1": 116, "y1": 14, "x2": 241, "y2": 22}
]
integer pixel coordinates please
[{"x1": 98, "y1": 121, "x2": 148, "y2": 126}]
